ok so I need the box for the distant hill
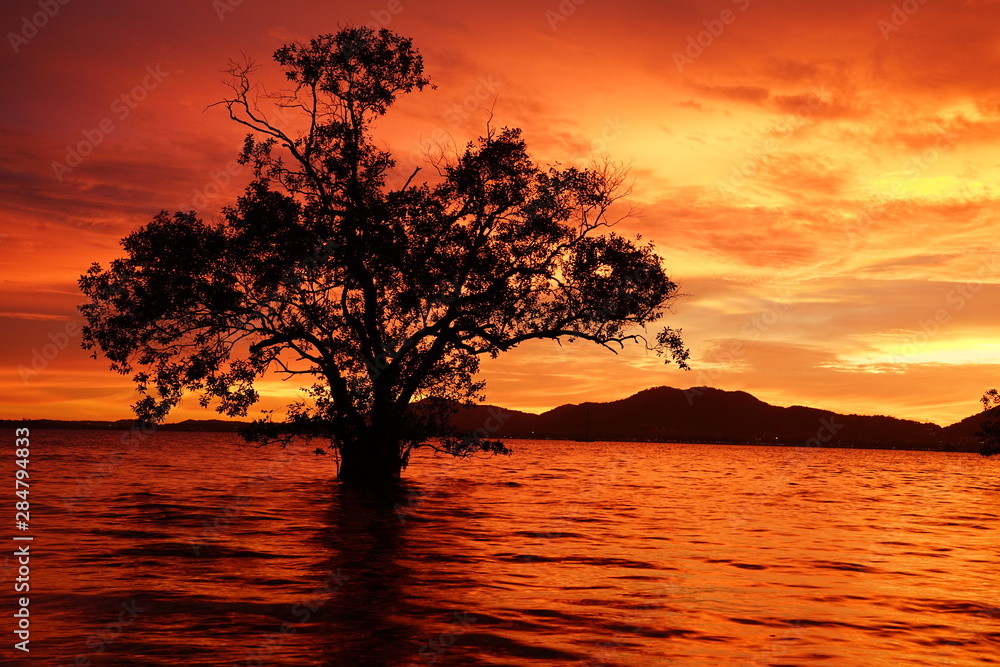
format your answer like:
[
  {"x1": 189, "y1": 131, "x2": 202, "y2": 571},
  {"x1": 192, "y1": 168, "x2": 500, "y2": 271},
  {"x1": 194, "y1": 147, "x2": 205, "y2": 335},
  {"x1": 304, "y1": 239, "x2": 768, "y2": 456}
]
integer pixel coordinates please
[
  {"x1": 0, "y1": 418, "x2": 248, "y2": 432},
  {"x1": 4, "y1": 386, "x2": 992, "y2": 452},
  {"x1": 448, "y1": 386, "x2": 985, "y2": 452},
  {"x1": 941, "y1": 411, "x2": 992, "y2": 448}
]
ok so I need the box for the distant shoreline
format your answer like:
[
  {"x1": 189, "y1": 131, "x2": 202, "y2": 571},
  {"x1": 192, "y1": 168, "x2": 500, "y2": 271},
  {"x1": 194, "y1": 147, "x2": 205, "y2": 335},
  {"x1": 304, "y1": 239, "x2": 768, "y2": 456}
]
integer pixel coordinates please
[
  {"x1": 0, "y1": 418, "x2": 246, "y2": 432},
  {"x1": 3, "y1": 419, "x2": 984, "y2": 454},
  {"x1": 3, "y1": 385, "x2": 991, "y2": 454}
]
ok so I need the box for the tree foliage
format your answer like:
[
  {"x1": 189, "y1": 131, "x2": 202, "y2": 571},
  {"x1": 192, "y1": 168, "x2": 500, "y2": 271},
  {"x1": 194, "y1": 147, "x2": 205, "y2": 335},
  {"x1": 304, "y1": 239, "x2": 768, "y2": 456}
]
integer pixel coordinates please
[
  {"x1": 79, "y1": 27, "x2": 690, "y2": 482},
  {"x1": 977, "y1": 389, "x2": 1000, "y2": 456}
]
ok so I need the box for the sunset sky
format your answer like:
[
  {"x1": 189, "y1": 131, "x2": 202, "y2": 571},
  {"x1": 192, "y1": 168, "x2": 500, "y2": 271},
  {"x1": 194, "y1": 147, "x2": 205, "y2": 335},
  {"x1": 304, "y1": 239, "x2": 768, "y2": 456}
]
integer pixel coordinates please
[{"x1": 2, "y1": 0, "x2": 1000, "y2": 426}]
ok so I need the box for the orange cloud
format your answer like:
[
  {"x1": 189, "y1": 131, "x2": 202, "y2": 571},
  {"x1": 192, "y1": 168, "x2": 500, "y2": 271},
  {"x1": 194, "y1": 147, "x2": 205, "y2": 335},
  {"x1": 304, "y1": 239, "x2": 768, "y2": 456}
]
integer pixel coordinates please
[{"x1": 2, "y1": 0, "x2": 999, "y2": 428}]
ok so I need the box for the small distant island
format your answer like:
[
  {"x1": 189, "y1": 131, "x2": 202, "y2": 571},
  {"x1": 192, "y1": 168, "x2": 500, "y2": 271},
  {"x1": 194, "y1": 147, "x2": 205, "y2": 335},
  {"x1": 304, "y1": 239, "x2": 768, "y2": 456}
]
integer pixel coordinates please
[{"x1": 4, "y1": 386, "x2": 994, "y2": 453}]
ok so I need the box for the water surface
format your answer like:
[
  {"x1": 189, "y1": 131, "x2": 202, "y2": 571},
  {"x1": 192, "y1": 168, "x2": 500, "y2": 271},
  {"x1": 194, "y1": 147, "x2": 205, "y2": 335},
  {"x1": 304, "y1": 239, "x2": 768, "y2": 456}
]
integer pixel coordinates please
[{"x1": 11, "y1": 430, "x2": 1000, "y2": 665}]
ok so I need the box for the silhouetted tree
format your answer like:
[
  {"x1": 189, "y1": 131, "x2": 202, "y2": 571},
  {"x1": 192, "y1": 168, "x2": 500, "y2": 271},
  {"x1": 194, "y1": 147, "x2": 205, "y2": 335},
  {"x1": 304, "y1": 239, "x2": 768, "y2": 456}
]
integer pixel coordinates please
[
  {"x1": 79, "y1": 27, "x2": 690, "y2": 483},
  {"x1": 976, "y1": 388, "x2": 1000, "y2": 456}
]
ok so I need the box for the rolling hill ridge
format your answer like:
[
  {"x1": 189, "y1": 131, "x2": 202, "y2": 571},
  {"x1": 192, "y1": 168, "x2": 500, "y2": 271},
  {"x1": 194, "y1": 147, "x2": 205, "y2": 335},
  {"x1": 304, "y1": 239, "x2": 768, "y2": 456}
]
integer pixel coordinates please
[{"x1": 5, "y1": 386, "x2": 991, "y2": 452}]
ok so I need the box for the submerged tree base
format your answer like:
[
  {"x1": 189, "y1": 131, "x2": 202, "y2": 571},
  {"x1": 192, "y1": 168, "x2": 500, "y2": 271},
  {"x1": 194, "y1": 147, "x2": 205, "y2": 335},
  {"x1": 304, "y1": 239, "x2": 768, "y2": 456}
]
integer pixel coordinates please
[
  {"x1": 336, "y1": 439, "x2": 407, "y2": 485},
  {"x1": 337, "y1": 459, "x2": 404, "y2": 485}
]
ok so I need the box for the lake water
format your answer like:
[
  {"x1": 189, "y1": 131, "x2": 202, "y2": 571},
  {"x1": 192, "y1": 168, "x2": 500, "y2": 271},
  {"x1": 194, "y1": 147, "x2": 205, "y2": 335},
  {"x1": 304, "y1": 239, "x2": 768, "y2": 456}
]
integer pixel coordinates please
[{"x1": 7, "y1": 429, "x2": 999, "y2": 665}]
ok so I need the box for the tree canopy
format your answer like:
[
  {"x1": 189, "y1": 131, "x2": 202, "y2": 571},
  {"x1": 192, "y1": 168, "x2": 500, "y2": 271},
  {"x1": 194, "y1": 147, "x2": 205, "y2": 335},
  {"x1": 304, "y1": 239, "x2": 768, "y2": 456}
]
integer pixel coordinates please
[
  {"x1": 976, "y1": 389, "x2": 1000, "y2": 456},
  {"x1": 79, "y1": 27, "x2": 690, "y2": 483}
]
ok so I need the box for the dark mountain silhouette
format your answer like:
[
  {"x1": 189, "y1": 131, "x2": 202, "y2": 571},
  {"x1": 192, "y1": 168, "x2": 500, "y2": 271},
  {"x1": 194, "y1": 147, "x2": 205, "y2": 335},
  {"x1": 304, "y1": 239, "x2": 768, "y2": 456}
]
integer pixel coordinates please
[
  {"x1": 5, "y1": 386, "x2": 989, "y2": 452},
  {"x1": 450, "y1": 386, "x2": 984, "y2": 452},
  {"x1": 941, "y1": 412, "x2": 993, "y2": 448}
]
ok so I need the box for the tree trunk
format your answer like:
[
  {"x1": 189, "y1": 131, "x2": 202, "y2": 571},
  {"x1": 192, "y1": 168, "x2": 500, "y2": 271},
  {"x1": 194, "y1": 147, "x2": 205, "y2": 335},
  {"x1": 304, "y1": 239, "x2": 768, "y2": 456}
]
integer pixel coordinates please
[
  {"x1": 338, "y1": 432, "x2": 403, "y2": 484},
  {"x1": 335, "y1": 387, "x2": 406, "y2": 484}
]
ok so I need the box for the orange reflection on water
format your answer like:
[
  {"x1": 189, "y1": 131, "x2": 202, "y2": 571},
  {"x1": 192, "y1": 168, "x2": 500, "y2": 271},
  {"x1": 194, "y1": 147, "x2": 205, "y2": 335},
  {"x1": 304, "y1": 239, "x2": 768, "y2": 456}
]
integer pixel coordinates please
[{"x1": 26, "y1": 433, "x2": 1000, "y2": 665}]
